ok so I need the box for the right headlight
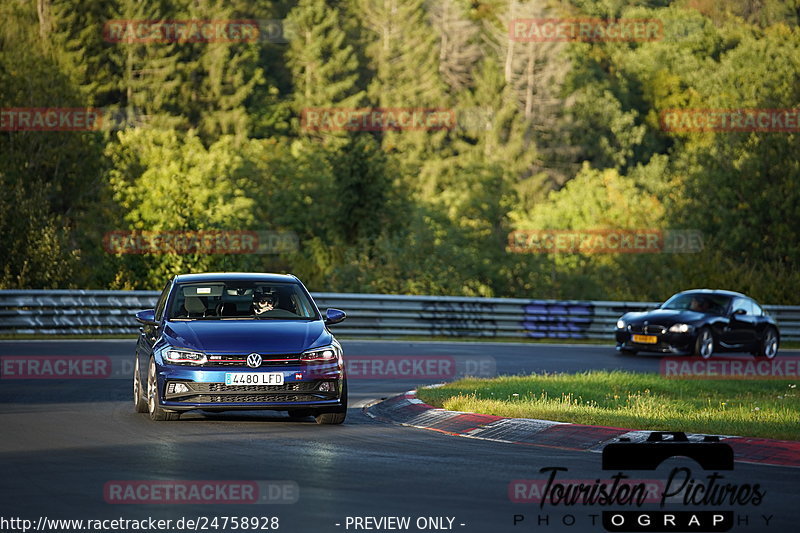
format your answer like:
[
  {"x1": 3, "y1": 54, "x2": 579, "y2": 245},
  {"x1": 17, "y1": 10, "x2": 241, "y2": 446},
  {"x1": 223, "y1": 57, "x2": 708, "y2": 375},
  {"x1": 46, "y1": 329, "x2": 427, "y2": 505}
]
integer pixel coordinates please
[
  {"x1": 616, "y1": 319, "x2": 626, "y2": 329},
  {"x1": 163, "y1": 348, "x2": 208, "y2": 365},
  {"x1": 301, "y1": 344, "x2": 341, "y2": 362},
  {"x1": 668, "y1": 323, "x2": 693, "y2": 333}
]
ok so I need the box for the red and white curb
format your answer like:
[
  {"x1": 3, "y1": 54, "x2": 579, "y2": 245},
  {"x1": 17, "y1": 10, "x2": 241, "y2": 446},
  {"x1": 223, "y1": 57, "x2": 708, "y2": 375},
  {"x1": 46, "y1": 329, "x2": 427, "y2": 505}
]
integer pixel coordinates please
[{"x1": 364, "y1": 390, "x2": 800, "y2": 468}]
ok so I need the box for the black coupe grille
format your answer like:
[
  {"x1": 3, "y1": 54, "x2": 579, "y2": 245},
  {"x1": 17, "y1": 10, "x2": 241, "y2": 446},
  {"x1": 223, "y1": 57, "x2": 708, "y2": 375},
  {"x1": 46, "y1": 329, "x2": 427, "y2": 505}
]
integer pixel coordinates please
[{"x1": 630, "y1": 324, "x2": 667, "y2": 335}]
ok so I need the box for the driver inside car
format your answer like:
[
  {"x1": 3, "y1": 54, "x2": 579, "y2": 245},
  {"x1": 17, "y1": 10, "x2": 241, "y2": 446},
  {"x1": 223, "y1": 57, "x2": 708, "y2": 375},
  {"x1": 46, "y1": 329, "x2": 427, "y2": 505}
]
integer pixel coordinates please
[
  {"x1": 252, "y1": 289, "x2": 278, "y2": 317},
  {"x1": 689, "y1": 296, "x2": 710, "y2": 313}
]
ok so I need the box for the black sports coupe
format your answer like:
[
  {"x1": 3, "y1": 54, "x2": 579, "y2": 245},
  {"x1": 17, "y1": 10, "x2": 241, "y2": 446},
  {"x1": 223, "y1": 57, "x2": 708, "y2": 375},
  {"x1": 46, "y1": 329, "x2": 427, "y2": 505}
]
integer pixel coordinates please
[{"x1": 615, "y1": 289, "x2": 779, "y2": 359}]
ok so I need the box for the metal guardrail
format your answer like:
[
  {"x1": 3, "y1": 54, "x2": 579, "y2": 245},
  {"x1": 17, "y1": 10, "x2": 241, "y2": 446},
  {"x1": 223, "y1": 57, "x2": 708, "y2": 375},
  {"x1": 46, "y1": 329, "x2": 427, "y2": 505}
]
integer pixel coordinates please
[{"x1": 1, "y1": 290, "x2": 798, "y2": 341}]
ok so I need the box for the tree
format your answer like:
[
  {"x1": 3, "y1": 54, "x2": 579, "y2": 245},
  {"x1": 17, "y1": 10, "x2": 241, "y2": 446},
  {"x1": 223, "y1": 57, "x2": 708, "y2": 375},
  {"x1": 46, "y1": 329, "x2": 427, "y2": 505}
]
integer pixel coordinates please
[
  {"x1": 105, "y1": 129, "x2": 259, "y2": 287},
  {"x1": 0, "y1": 0, "x2": 105, "y2": 288},
  {"x1": 285, "y1": 0, "x2": 365, "y2": 111}
]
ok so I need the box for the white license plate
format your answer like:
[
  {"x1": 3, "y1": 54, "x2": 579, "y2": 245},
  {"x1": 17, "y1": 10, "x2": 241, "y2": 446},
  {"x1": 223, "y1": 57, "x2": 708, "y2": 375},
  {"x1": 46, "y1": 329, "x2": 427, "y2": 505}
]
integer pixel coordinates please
[{"x1": 225, "y1": 373, "x2": 284, "y2": 386}]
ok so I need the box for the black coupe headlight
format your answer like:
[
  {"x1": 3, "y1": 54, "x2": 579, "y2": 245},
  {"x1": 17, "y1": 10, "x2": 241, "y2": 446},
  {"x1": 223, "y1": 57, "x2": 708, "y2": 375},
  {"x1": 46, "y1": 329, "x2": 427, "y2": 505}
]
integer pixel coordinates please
[{"x1": 668, "y1": 323, "x2": 693, "y2": 333}]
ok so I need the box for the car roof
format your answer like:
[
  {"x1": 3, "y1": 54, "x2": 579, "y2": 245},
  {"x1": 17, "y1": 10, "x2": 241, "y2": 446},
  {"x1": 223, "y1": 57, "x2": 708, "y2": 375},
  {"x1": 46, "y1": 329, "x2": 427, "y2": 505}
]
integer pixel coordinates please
[
  {"x1": 675, "y1": 289, "x2": 748, "y2": 298},
  {"x1": 173, "y1": 272, "x2": 299, "y2": 284}
]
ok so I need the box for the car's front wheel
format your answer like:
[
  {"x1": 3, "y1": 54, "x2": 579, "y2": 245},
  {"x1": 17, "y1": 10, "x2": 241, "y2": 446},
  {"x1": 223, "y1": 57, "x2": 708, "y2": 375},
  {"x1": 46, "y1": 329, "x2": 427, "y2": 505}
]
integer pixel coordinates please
[
  {"x1": 147, "y1": 357, "x2": 180, "y2": 421},
  {"x1": 133, "y1": 357, "x2": 148, "y2": 413},
  {"x1": 694, "y1": 327, "x2": 714, "y2": 359},
  {"x1": 315, "y1": 379, "x2": 347, "y2": 425},
  {"x1": 757, "y1": 328, "x2": 779, "y2": 359}
]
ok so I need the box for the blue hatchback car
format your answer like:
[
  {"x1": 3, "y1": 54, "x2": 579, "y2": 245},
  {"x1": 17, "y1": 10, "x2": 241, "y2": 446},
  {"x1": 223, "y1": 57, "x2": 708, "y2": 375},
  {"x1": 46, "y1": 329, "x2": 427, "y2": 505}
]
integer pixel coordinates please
[{"x1": 133, "y1": 273, "x2": 347, "y2": 423}]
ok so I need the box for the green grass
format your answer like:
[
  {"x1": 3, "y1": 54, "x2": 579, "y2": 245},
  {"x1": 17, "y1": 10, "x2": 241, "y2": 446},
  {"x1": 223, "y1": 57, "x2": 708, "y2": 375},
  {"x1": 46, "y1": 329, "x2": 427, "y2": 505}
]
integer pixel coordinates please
[{"x1": 416, "y1": 371, "x2": 800, "y2": 441}]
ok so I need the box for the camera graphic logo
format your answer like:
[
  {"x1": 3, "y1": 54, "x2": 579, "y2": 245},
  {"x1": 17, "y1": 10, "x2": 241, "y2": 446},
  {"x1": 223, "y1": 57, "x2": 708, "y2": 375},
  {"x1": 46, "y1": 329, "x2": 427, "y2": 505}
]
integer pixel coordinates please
[{"x1": 601, "y1": 432, "x2": 736, "y2": 532}]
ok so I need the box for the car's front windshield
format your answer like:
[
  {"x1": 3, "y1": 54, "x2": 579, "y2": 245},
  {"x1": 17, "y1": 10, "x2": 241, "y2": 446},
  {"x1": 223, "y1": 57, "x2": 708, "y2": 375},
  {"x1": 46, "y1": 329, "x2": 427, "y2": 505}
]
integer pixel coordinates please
[
  {"x1": 168, "y1": 282, "x2": 318, "y2": 320},
  {"x1": 661, "y1": 293, "x2": 731, "y2": 315}
]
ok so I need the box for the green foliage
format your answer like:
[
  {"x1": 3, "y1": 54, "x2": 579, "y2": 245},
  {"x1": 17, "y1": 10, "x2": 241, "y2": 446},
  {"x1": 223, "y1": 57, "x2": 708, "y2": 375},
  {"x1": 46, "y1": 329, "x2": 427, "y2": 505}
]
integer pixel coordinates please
[
  {"x1": 1, "y1": 0, "x2": 798, "y2": 304},
  {"x1": 286, "y1": 0, "x2": 365, "y2": 110},
  {"x1": 0, "y1": 2, "x2": 104, "y2": 288}
]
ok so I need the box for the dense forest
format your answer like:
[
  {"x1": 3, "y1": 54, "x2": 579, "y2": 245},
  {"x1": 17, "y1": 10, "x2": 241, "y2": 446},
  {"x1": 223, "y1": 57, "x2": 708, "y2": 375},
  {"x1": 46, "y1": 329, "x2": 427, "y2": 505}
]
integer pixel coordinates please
[{"x1": 1, "y1": 0, "x2": 799, "y2": 303}]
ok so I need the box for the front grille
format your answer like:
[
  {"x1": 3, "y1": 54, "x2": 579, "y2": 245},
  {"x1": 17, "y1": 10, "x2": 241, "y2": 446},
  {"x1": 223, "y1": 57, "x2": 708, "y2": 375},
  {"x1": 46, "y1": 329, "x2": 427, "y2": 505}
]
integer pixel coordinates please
[
  {"x1": 189, "y1": 394, "x2": 320, "y2": 403},
  {"x1": 629, "y1": 324, "x2": 667, "y2": 335},
  {"x1": 165, "y1": 380, "x2": 339, "y2": 404},
  {"x1": 204, "y1": 354, "x2": 301, "y2": 367},
  {"x1": 202, "y1": 382, "x2": 318, "y2": 393}
]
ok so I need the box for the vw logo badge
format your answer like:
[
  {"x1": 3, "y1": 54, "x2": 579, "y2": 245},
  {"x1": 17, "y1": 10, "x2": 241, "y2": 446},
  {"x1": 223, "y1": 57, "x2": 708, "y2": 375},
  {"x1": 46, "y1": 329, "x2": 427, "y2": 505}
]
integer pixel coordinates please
[{"x1": 247, "y1": 353, "x2": 262, "y2": 368}]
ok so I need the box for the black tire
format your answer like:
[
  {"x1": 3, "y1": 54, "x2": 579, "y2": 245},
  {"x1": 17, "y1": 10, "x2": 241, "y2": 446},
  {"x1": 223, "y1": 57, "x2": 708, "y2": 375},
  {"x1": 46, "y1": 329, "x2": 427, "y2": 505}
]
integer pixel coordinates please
[
  {"x1": 315, "y1": 379, "x2": 347, "y2": 425},
  {"x1": 757, "y1": 328, "x2": 779, "y2": 359},
  {"x1": 315, "y1": 411, "x2": 347, "y2": 425},
  {"x1": 694, "y1": 327, "x2": 714, "y2": 359},
  {"x1": 133, "y1": 357, "x2": 148, "y2": 413},
  {"x1": 619, "y1": 348, "x2": 638, "y2": 356},
  {"x1": 147, "y1": 357, "x2": 180, "y2": 421}
]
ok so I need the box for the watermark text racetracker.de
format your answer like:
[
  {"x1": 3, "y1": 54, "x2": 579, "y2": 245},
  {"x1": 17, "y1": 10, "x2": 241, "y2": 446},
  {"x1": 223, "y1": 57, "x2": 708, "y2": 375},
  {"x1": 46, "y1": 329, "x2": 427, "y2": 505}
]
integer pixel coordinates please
[
  {"x1": 1, "y1": 107, "x2": 150, "y2": 131},
  {"x1": 102, "y1": 19, "x2": 297, "y2": 44},
  {"x1": 102, "y1": 230, "x2": 299, "y2": 255},
  {"x1": 104, "y1": 480, "x2": 297, "y2": 504},
  {"x1": 103, "y1": 19, "x2": 259, "y2": 43},
  {"x1": 301, "y1": 107, "x2": 456, "y2": 132},
  {"x1": 1, "y1": 108, "x2": 102, "y2": 131},
  {"x1": 507, "y1": 229, "x2": 703, "y2": 254},
  {"x1": 661, "y1": 357, "x2": 800, "y2": 379},
  {"x1": 509, "y1": 18, "x2": 663, "y2": 42},
  {"x1": 660, "y1": 108, "x2": 800, "y2": 132},
  {"x1": 0, "y1": 356, "x2": 120, "y2": 379},
  {"x1": 342, "y1": 355, "x2": 495, "y2": 380}
]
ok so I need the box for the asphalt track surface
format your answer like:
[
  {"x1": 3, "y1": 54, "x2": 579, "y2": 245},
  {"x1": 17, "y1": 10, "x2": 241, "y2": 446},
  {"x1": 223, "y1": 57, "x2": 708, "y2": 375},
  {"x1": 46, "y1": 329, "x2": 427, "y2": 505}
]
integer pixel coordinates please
[{"x1": 1, "y1": 340, "x2": 798, "y2": 533}]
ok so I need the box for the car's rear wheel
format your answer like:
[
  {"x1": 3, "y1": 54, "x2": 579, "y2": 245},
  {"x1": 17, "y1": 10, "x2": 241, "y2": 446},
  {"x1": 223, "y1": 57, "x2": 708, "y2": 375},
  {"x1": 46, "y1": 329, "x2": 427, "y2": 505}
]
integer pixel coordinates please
[
  {"x1": 133, "y1": 357, "x2": 148, "y2": 413},
  {"x1": 757, "y1": 328, "x2": 779, "y2": 359},
  {"x1": 694, "y1": 327, "x2": 714, "y2": 359},
  {"x1": 315, "y1": 379, "x2": 347, "y2": 425},
  {"x1": 147, "y1": 357, "x2": 180, "y2": 421}
]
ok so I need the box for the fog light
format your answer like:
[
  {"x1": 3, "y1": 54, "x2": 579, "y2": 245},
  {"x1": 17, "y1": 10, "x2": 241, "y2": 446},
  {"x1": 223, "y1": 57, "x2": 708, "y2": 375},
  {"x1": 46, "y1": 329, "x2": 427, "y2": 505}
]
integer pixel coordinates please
[
  {"x1": 168, "y1": 382, "x2": 190, "y2": 394},
  {"x1": 318, "y1": 382, "x2": 335, "y2": 392}
]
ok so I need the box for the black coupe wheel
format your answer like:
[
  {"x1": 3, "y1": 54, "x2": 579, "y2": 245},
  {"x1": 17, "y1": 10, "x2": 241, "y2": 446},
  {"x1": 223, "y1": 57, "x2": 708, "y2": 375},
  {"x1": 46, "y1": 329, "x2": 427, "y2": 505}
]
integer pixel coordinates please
[
  {"x1": 147, "y1": 358, "x2": 180, "y2": 421},
  {"x1": 758, "y1": 328, "x2": 779, "y2": 359},
  {"x1": 694, "y1": 327, "x2": 714, "y2": 359},
  {"x1": 133, "y1": 357, "x2": 148, "y2": 413}
]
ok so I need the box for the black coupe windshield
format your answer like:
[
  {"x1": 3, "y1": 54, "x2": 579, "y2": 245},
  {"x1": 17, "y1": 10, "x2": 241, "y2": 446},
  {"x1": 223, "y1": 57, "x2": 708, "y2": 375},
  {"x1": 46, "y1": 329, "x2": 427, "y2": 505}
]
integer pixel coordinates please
[
  {"x1": 661, "y1": 293, "x2": 731, "y2": 315},
  {"x1": 168, "y1": 282, "x2": 317, "y2": 320}
]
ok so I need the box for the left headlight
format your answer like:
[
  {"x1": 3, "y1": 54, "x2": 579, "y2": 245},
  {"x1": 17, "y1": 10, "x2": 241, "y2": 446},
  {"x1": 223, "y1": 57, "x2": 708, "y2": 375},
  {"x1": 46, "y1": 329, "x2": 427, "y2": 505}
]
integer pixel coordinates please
[
  {"x1": 616, "y1": 319, "x2": 626, "y2": 329},
  {"x1": 164, "y1": 348, "x2": 208, "y2": 365},
  {"x1": 668, "y1": 323, "x2": 692, "y2": 333},
  {"x1": 301, "y1": 344, "x2": 341, "y2": 362}
]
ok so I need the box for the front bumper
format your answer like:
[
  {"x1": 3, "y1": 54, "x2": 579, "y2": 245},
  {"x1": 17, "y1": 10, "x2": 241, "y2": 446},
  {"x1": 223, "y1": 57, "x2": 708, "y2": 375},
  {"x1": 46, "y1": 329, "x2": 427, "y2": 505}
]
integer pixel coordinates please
[
  {"x1": 615, "y1": 330, "x2": 695, "y2": 355},
  {"x1": 156, "y1": 362, "x2": 345, "y2": 411}
]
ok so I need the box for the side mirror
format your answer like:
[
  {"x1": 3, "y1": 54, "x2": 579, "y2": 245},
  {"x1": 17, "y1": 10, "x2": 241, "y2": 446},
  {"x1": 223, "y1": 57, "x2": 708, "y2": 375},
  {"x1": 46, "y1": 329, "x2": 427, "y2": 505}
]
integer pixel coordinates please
[
  {"x1": 324, "y1": 308, "x2": 346, "y2": 326},
  {"x1": 731, "y1": 308, "x2": 747, "y2": 318},
  {"x1": 135, "y1": 309, "x2": 159, "y2": 326}
]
